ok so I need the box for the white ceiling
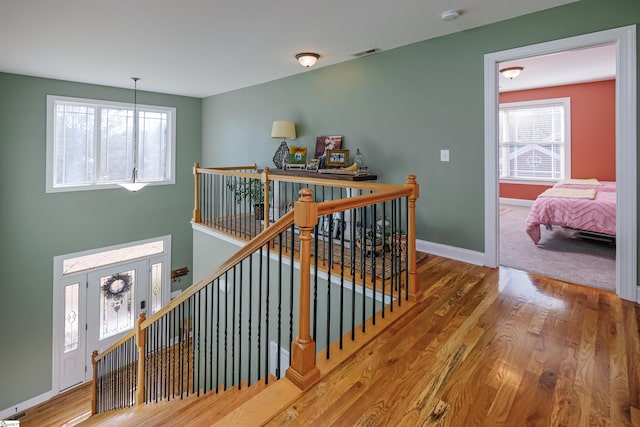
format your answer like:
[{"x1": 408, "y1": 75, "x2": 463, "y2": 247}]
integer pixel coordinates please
[{"x1": 0, "y1": 0, "x2": 586, "y2": 98}]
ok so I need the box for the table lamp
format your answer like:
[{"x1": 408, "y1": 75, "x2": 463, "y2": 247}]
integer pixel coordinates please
[{"x1": 271, "y1": 121, "x2": 296, "y2": 169}]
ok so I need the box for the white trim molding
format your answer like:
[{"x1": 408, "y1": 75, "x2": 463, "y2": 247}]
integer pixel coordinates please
[{"x1": 484, "y1": 25, "x2": 637, "y2": 301}]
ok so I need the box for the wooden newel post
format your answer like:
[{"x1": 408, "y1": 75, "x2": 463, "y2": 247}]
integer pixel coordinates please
[
  {"x1": 286, "y1": 188, "x2": 321, "y2": 390},
  {"x1": 405, "y1": 175, "x2": 423, "y2": 301},
  {"x1": 91, "y1": 350, "x2": 98, "y2": 415},
  {"x1": 135, "y1": 312, "x2": 147, "y2": 406},
  {"x1": 262, "y1": 167, "x2": 271, "y2": 231},
  {"x1": 193, "y1": 162, "x2": 201, "y2": 223}
]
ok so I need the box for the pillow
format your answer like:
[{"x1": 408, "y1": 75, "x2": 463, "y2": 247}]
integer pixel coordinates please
[{"x1": 289, "y1": 145, "x2": 307, "y2": 164}]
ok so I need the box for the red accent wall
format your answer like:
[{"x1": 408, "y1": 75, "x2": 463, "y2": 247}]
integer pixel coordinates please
[{"x1": 499, "y1": 80, "x2": 615, "y2": 200}]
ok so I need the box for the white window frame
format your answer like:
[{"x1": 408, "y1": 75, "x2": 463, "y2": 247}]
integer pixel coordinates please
[
  {"x1": 46, "y1": 95, "x2": 176, "y2": 193},
  {"x1": 498, "y1": 97, "x2": 571, "y2": 185}
]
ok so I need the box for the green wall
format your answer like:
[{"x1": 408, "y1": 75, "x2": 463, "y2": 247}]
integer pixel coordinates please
[
  {"x1": 202, "y1": 0, "x2": 640, "y2": 253},
  {"x1": 0, "y1": 73, "x2": 201, "y2": 410}
]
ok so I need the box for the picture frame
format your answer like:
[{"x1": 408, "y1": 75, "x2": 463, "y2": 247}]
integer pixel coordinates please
[
  {"x1": 314, "y1": 136, "x2": 343, "y2": 159},
  {"x1": 306, "y1": 158, "x2": 320, "y2": 171},
  {"x1": 326, "y1": 149, "x2": 349, "y2": 167}
]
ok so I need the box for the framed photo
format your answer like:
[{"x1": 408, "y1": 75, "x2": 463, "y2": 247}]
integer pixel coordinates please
[
  {"x1": 306, "y1": 158, "x2": 320, "y2": 171},
  {"x1": 314, "y1": 136, "x2": 343, "y2": 159},
  {"x1": 326, "y1": 149, "x2": 349, "y2": 167}
]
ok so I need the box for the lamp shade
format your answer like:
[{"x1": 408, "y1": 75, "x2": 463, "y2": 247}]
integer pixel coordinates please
[{"x1": 271, "y1": 121, "x2": 296, "y2": 140}]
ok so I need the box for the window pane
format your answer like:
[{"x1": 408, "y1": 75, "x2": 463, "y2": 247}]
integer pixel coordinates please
[
  {"x1": 499, "y1": 101, "x2": 566, "y2": 180},
  {"x1": 99, "y1": 270, "x2": 136, "y2": 340},
  {"x1": 64, "y1": 283, "x2": 80, "y2": 353},
  {"x1": 151, "y1": 262, "x2": 162, "y2": 314},
  {"x1": 139, "y1": 111, "x2": 168, "y2": 181},
  {"x1": 54, "y1": 103, "x2": 95, "y2": 186},
  {"x1": 100, "y1": 108, "x2": 133, "y2": 183}
]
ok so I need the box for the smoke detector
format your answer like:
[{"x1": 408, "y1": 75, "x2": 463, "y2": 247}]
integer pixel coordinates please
[{"x1": 441, "y1": 10, "x2": 460, "y2": 22}]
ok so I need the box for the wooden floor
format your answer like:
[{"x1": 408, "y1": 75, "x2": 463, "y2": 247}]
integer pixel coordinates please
[{"x1": 15, "y1": 255, "x2": 640, "y2": 426}]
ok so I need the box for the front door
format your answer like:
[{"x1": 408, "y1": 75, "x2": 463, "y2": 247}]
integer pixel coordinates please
[
  {"x1": 85, "y1": 261, "x2": 148, "y2": 377},
  {"x1": 57, "y1": 259, "x2": 151, "y2": 391}
]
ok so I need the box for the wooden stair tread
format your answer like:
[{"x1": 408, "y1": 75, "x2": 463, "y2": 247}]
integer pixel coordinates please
[{"x1": 80, "y1": 376, "x2": 276, "y2": 426}]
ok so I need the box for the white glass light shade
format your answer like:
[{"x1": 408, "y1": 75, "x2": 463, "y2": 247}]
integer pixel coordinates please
[
  {"x1": 295, "y1": 53, "x2": 319, "y2": 68},
  {"x1": 271, "y1": 121, "x2": 296, "y2": 139},
  {"x1": 500, "y1": 66, "x2": 524, "y2": 79},
  {"x1": 118, "y1": 181, "x2": 148, "y2": 192}
]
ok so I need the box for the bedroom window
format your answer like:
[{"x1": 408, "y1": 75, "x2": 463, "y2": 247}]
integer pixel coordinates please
[
  {"x1": 46, "y1": 95, "x2": 176, "y2": 193},
  {"x1": 499, "y1": 97, "x2": 571, "y2": 182}
]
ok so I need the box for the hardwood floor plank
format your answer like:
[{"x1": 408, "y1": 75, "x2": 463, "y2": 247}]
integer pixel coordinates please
[{"x1": 15, "y1": 255, "x2": 640, "y2": 427}]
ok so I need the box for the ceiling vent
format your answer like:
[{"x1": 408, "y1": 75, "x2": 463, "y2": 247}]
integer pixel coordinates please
[{"x1": 352, "y1": 47, "x2": 381, "y2": 58}]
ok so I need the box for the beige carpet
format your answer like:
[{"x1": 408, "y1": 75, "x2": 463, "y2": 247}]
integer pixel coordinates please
[{"x1": 499, "y1": 205, "x2": 616, "y2": 291}]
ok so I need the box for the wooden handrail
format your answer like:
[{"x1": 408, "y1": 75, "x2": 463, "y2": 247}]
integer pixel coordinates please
[{"x1": 94, "y1": 170, "x2": 419, "y2": 410}]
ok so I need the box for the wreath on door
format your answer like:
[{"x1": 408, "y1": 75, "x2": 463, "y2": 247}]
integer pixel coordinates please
[{"x1": 101, "y1": 273, "x2": 132, "y2": 300}]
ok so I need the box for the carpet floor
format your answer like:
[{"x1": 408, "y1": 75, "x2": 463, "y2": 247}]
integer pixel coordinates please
[{"x1": 499, "y1": 205, "x2": 616, "y2": 292}]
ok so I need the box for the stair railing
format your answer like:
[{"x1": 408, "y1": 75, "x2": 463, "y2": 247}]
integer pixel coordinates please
[{"x1": 92, "y1": 168, "x2": 419, "y2": 414}]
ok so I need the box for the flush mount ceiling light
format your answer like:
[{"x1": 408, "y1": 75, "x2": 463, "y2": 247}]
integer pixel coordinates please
[
  {"x1": 500, "y1": 66, "x2": 524, "y2": 79},
  {"x1": 295, "y1": 52, "x2": 320, "y2": 68},
  {"x1": 441, "y1": 10, "x2": 460, "y2": 21}
]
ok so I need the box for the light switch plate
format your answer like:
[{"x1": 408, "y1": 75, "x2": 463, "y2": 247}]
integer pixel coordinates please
[{"x1": 440, "y1": 149, "x2": 450, "y2": 162}]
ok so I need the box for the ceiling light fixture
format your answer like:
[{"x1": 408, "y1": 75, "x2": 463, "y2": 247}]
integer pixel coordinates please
[
  {"x1": 296, "y1": 52, "x2": 320, "y2": 68},
  {"x1": 118, "y1": 77, "x2": 148, "y2": 192},
  {"x1": 500, "y1": 66, "x2": 524, "y2": 79},
  {"x1": 441, "y1": 10, "x2": 460, "y2": 21}
]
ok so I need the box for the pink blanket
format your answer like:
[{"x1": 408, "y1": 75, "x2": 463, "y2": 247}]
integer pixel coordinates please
[{"x1": 525, "y1": 191, "x2": 616, "y2": 244}]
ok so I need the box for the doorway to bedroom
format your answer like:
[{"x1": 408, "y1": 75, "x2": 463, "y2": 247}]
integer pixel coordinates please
[
  {"x1": 497, "y1": 46, "x2": 617, "y2": 292},
  {"x1": 484, "y1": 25, "x2": 637, "y2": 300}
]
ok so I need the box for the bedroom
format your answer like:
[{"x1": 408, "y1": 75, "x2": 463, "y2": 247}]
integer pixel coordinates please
[{"x1": 497, "y1": 44, "x2": 617, "y2": 291}]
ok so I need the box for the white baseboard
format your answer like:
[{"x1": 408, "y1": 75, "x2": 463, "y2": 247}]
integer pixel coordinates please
[
  {"x1": 417, "y1": 239, "x2": 486, "y2": 266},
  {"x1": 499, "y1": 197, "x2": 534, "y2": 208},
  {"x1": 0, "y1": 390, "x2": 53, "y2": 420}
]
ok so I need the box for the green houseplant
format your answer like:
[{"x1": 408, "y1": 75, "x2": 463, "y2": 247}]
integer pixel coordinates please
[{"x1": 226, "y1": 178, "x2": 266, "y2": 219}]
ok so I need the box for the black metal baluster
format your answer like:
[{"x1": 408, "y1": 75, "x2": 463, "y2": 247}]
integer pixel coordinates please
[
  {"x1": 248, "y1": 254, "x2": 253, "y2": 386},
  {"x1": 326, "y1": 215, "x2": 333, "y2": 359},
  {"x1": 361, "y1": 206, "x2": 367, "y2": 332},
  {"x1": 372, "y1": 203, "x2": 377, "y2": 325},
  {"x1": 179, "y1": 302, "x2": 184, "y2": 398},
  {"x1": 351, "y1": 207, "x2": 357, "y2": 340},
  {"x1": 232, "y1": 266, "x2": 237, "y2": 389},
  {"x1": 257, "y1": 248, "x2": 263, "y2": 381},
  {"x1": 289, "y1": 223, "x2": 295, "y2": 367},
  {"x1": 339, "y1": 208, "x2": 345, "y2": 349},
  {"x1": 216, "y1": 277, "x2": 221, "y2": 393},
  {"x1": 277, "y1": 233, "x2": 283, "y2": 378},
  {"x1": 224, "y1": 271, "x2": 228, "y2": 390},
  {"x1": 238, "y1": 261, "x2": 243, "y2": 389},
  {"x1": 404, "y1": 197, "x2": 409, "y2": 302},
  {"x1": 382, "y1": 202, "x2": 387, "y2": 319},
  {"x1": 202, "y1": 285, "x2": 208, "y2": 395},
  {"x1": 313, "y1": 224, "x2": 319, "y2": 347},
  {"x1": 265, "y1": 242, "x2": 270, "y2": 384}
]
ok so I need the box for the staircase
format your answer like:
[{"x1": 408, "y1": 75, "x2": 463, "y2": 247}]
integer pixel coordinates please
[{"x1": 83, "y1": 165, "x2": 421, "y2": 424}]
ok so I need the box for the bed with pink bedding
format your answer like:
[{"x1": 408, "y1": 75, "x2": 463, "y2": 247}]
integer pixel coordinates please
[{"x1": 525, "y1": 181, "x2": 616, "y2": 244}]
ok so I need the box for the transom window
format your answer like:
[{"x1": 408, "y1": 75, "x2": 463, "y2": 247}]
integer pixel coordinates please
[
  {"x1": 499, "y1": 97, "x2": 571, "y2": 182},
  {"x1": 46, "y1": 95, "x2": 176, "y2": 192}
]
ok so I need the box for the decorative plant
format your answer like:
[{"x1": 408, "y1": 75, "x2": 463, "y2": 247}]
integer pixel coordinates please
[{"x1": 226, "y1": 178, "x2": 265, "y2": 205}]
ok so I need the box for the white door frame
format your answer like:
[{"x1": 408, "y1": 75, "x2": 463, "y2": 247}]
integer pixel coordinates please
[
  {"x1": 52, "y1": 236, "x2": 171, "y2": 394},
  {"x1": 484, "y1": 25, "x2": 637, "y2": 301}
]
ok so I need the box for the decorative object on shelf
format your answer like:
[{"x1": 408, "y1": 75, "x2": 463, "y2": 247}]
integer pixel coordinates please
[
  {"x1": 314, "y1": 135, "x2": 343, "y2": 159},
  {"x1": 326, "y1": 149, "x2": 349, "y2": 167},
  {"x1": 271, "y1": 121, "x2": 296, "y2": 169},
  {"x1": 288, "y1": 145, "x2": 307, "y2": 164},
  {"x1": 353, "y1": 148, "x2": 368, "y2": 172},
  {"x1": 295, "y1": 52, "x2": 320, "y2": 68},
  {"x1": 118, "y1": 77, "x2": 148, "y2": 192},
  {"x1": 101, "y1": 273, "x2": 132, "y2": 300},
  {"x1": 306, "y1": 158, "x2": 320, "y2": 171},
  {"x1": 285, "y1": 163, "x2": 306, "y2": 170},
  {"x1": 171, "y1": 267, "x2": 189, "y2": 282},
  {"x1": 500, "y1": 66, "x2": 524, "y2": 79}
]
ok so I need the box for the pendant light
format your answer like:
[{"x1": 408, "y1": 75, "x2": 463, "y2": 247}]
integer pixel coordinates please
[{"x1": 118, "y1": 77, "x2": 148, "y2": 192}]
